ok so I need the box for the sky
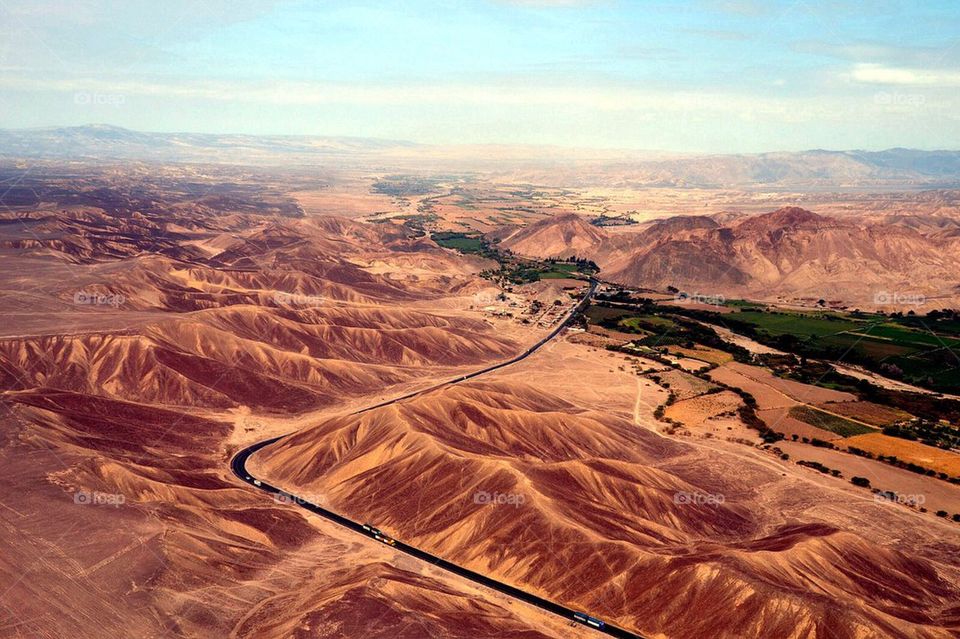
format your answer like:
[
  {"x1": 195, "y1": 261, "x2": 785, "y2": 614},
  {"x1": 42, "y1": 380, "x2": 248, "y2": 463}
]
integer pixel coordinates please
[{"x1": 1, "y1": 0, "x2": 959, "y2": 152}]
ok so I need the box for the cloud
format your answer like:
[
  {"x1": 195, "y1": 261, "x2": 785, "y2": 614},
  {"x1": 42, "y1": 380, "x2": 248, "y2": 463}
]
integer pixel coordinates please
[
  {"x1": 849, "y1": 63, "x2": 960, "y2": 87},
  {"x1": 794, "y1": 40, "x2": 960, "y2": 68},
  {"x1": 0, "y1": 72, "x2": 917, "y2": 124}
]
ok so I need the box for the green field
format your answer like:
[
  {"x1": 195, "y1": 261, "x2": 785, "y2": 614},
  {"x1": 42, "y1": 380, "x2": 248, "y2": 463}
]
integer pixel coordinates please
[
  {"x1": 538, "y1": 263, "x2": 582, "y2": 279},
  {"x1": 723, "y1": 299, "x2": 767, "y2": 310},
  {"x1": 586, "y1": 306, "x2": 633, "y2": 323},
  {"x1": 732, "y1": 310, "x2": 861, "y2": 337},
  {"x1": 788, "y1": 405, "x2": 876, "y2": 437},
  {"x1": 621, "y1": 315, "x2": 677, "y2": 331},
  {"x1": 855, "y1": 323, "x2": 960, "y2": 348},
  {"x1": 816, "y1": 333, "x2": 918, "y2": 359},
  {"x1": 432, "y1": 232, "x2": 484, "y2": 252}
]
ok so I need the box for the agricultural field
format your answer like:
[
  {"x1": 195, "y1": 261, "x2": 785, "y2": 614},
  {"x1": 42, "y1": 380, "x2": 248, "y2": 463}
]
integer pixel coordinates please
[
  {"x1": 757, "y1": 407, "x2": 840, "y2": 441},
  {"x1": 843, "y1": 433, "x2": 960, "y2": 477},
  {"x1": 709, "y1": 364, "x2": 800, "y2": 410},
  {"x1": 731, "y1": 310, "x2": 861, "y2": 338},
  {"x1": 719, "y1": 362, "x2": 857, "y2": 405},
  {"x1": 538, "y1": 264, "x2": 590, "y2": 279},
  {"x1": 432, "y1": 231, "x2": 485, "y2": 252},
  {"x1": 817, "y1": 401, "x2": 913, "y2": 428},
  {"x1": 669, "y1": 344, "x2": 734, "y2": 365},
  {"x1": 672, "y1": 305, "x2": 960, "y2": 394},
  {"x1": 433, "y1": 231, "x2": 596, "y2": 284},
  {"x1": 788, "y1": 405, "x2": 877, "y2": 438},
  {"x1": 621, "y1": 314, "x2": 677, "y2": 332},
  {"x1": 586, "y1": 305, "x2": 638, "y2": 325},
  {"x1": 861, "y1": 323, "x2": 960, "y2": 349}
]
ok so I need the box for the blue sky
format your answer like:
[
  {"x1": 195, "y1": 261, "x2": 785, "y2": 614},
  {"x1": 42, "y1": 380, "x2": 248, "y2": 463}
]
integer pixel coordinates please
[{"x1": 1, "y1": 0, "x2": 959, "y2": 152}]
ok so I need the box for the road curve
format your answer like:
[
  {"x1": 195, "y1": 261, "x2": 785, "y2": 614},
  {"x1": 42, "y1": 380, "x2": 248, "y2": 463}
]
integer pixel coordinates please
[{"x1": 231, "y1": 280, "x2": 645, "y2": 638}]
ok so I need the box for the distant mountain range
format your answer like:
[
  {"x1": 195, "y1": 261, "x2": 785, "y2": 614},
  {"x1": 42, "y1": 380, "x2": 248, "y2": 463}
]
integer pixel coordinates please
[
  {"x1": 1, "y1": 125, "x2": 959, "y2": 187},
  {"x1": 0, "y1": 124, "x2": 416, "y2": 165}
]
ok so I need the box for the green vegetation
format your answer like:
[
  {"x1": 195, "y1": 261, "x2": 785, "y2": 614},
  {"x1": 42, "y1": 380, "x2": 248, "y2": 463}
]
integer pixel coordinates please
[
  {"x1": 587, "y1": 299, "x2": 752, "y2": 361},
  {"x1": 723, "y1": 299, "x2": 767, "y2": 310},
  {"x1": 593, "y1": 295, "x2": 960, "y2": 486},
  {"x1": 431, "y1": 232, "x2": 597, "y2": 285},
  {"x1": 590, "y1": 214, "x2": 638, "y2": 227},
  {"x1": 729, "y1": 310, "x2": 860, "y2": 337},
  {"x1": 372, "y1": 176, "x2": 440, "y2": 196},
  {"x1": 431, "y1": 231, "x2": 485, "y2": 252},
  {"x1": 788, "y1": 405, "x2": 875, "y2": 437},
  {"x1": 665, "y1": 305, "x2": 960, "y2": 394},
  {"x1": 797, "y1": 460, "x2": 843, "y2": 477},
  {"x1": 621, "y1": 314, "x2": 677, "y2": 332},
  {"x1": 781, "y1": 359, "x2": 960, "y2": 432}
]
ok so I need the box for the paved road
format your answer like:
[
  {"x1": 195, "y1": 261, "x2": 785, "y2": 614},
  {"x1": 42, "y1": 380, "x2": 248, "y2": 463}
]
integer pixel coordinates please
[{"x1": 230, "y1": 280, "x2": 645, "y2": 638}]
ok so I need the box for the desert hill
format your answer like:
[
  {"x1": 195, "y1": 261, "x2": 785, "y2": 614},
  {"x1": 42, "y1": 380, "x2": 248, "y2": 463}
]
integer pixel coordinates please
[
  {"x1": 494, "y1": 212, "x2": 608, "y2": 258},
  {"x1": 0, "y1": 172, "x2": 585, "y2": 638},
  {"x1": 501, "y1": 207, "x2": 960, "y2": 306},
  {"x1": 251, "y1": 358, "x2": 960, "y2": 639}
]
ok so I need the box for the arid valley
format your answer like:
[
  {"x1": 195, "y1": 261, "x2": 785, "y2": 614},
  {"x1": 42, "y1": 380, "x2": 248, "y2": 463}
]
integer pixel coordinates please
[
  {"x1": 0, "y1": 126, "x2": 959, "y2": 639},
  {"x1": 4, "y1": 2, "x2": 960, "y2": 637}
]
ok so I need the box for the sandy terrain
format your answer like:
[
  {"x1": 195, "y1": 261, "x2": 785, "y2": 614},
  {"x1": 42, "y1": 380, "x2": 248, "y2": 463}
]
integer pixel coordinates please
[
  {"x1": 653, "y1": 369, "x2": 719, "y2": 401},
  {"x1": 666, "y1": 390, "x2": 751, "y2": 438},
  {"x1": 254, "y1": 336, "x2": 960, "y2": 639},
  {"x1": 0, "y1": 181, "x2": 584, "y2": 639},
  {"x1": 293, "y1": 187, "x2": 400, "y2": 219},
  {"x1": 4, "y1": 158, "x2": 960, "y2": 639}
]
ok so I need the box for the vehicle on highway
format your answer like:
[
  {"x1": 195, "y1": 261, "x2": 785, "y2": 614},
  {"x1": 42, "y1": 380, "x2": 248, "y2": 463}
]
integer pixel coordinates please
[
  {"x1": 574, "y1": 612, "x2": 606, "y2": 629},
  {"x1": 252, "y1": 479, "x2": 261, "y2": 487},
  {"x1": 374, "y1": 533, "x2": 397, "y2": 546},
  {"x1": 362, "y1": 523, "x2": 382, "y2": 535}
]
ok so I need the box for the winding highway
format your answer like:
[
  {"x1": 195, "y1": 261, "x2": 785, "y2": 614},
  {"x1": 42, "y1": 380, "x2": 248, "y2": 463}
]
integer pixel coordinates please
[{"x1": 230, "y1": 280, "x2": 645, "y2": 638}]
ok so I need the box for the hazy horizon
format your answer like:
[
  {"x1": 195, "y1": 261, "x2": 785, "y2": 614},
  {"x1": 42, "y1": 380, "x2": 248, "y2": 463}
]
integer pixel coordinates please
[{"x1": 5, "y1": 122, "x2": 960, "y2": 157}]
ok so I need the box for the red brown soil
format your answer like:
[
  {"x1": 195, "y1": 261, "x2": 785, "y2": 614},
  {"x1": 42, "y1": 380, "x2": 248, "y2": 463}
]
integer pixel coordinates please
[{"x1": 253, "y1": 340, "x2": 960, "y2": 639}]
